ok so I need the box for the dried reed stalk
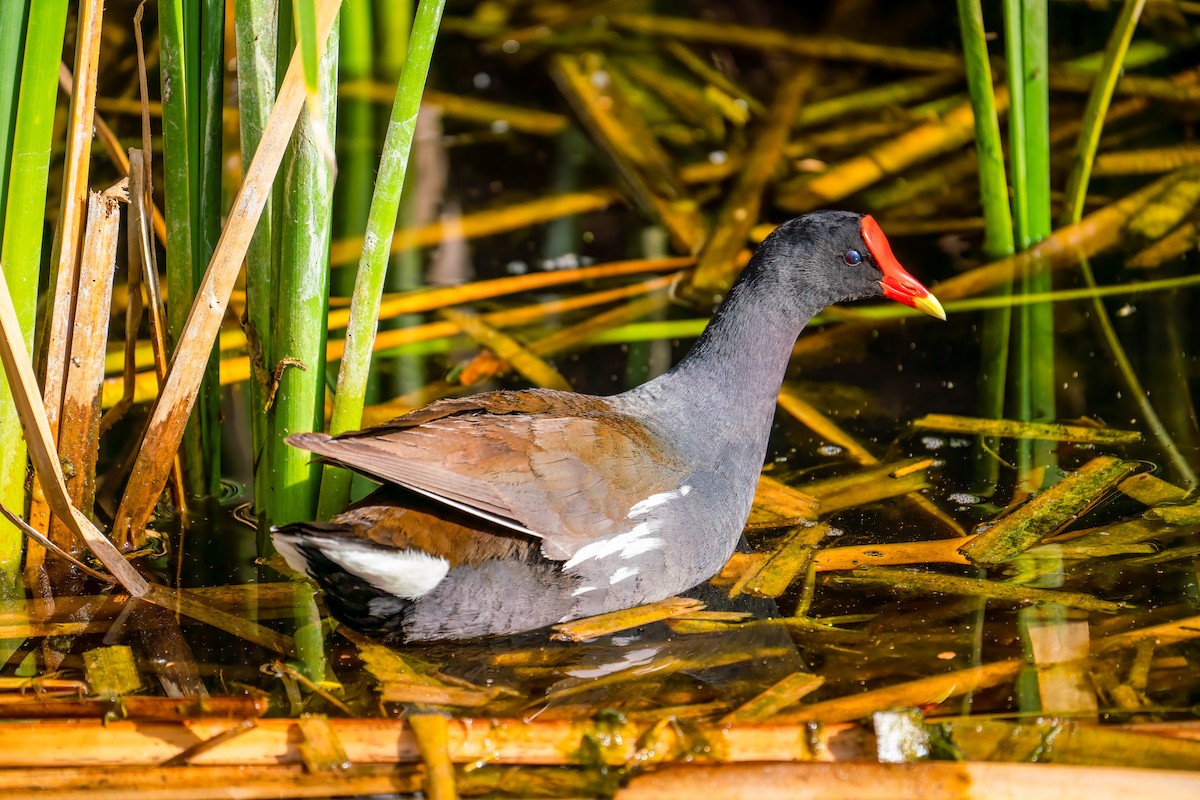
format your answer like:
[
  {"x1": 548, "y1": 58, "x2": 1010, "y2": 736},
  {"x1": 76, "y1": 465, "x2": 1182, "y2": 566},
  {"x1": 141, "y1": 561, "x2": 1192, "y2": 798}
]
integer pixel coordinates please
[
  {"x1": 31, "y1": 0, "x2": 106, "y2": 537},
  {"x1": 615, "y1": 762, "x2": 1200, "y2": 800}
]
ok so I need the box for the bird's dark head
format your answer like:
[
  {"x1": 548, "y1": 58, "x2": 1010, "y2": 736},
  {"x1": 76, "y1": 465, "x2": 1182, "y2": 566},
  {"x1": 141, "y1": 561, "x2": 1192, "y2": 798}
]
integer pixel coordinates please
[{"x1": 750, "y1": 210, "x2": 945, "y2": 320}]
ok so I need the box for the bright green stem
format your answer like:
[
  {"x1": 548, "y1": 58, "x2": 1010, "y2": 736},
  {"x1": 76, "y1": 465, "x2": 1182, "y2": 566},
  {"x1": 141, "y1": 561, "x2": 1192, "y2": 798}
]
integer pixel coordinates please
[
  {"x1": 1060, "y1": 0, "x2": 1147, "y2": 227},
  {"x1": 233, "y1": 0, "x2": 279, "y2": 540},
  {"x1": 332, "y1": 0, "x2": 375, "y2": 298},
  {"x1": 195, "y1": 0, "x2": 224, "y2": 497},
  {"x1": 377, "y1": 0, "x2": 413, "y2": 78},
  {"x1": 317, "y1": 0, "x2": 445, "y2": 520},
  {"x1": 268, "y1": 16, "x2": 339, "y2": 527},
  {"x1": 0, "y1": 0, "x2": 67, "y2": 600},
  {"x1": 293, "y1": 0, "x2": 319, "y2": 94},
  {"x1": 957, "y1": 0, "x2": 1015, "y2": 260},
  {"x1": 958, "y1": 0, "x2": 1016, "y2": 493},
  {"x1": 330, "y1": 0, "x2": 376, "y2": 509},
  {"x1": 0, "y1": 1, "x2": 29, "y2": 230},
  {"x1": 159, "y1": 0, "x2": 213, "y2": 498},
  {"x1": 1005, "y1": 0, "x2": 1056, "y2": 484},
  {"x1": 380, "y1": 0, "x2": 422, "y2": 402}
]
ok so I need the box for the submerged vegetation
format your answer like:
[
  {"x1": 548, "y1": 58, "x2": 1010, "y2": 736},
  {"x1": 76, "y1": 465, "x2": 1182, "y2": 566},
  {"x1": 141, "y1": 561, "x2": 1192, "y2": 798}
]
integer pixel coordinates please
[{"x1": 0, "y1": 0, "x2": 1198, "y2": 796}]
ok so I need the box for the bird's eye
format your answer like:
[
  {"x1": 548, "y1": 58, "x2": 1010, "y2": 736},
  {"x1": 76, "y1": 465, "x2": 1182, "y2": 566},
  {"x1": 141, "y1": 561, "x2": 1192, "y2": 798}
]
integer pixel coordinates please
[{"x1": 843, "y1": 249, "x2": 863, "y2": 266}]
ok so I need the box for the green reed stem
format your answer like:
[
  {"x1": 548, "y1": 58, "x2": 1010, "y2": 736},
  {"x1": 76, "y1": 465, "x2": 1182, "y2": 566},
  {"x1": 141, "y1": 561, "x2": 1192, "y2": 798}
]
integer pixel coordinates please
[
  {"x1": 380, "y1": 1, "x2": 424, "y2": 403},
  {"x1": 1060, "y1": 0, "x2": 1147, "y2": 226},
  {"x1": 293, "y1": 0, "x2": 319, "y2": 95},
  {"x1": 332, "y1": 0, "x2": 374, "y2": 299},
  {"x1": 269, "y1": 14, "x2": 339, "y2": 527},
  {"x1": 317, "y1": 0, "x2": 445, "y2": 520},
  {"x1": 378, "y1": 0, "x2": 413, "y2": 78},
  {"x1": 1005, "y1": 0, "x2": 1056, "y2": 484},
  {"x1": 159, "y1": 0, "x2": 218, "y2": 498},
  {"x1": 957, "y1": 0, "x2": 1016, "y2": 494},
  {"x1": 0, "y1": 0, "x2": 68, "y2": 598},
  {"x1": 196, "y1": 0, "x2": 224, "y2": 497},
  {"x1": 233, "y1": 0, "x2": 279, "y2": 540},
  {"x1": 0, "y1": 1, "x2": 27, "y2": 228},
  {"x1": 0, "y1": 0, "x2": 26, "y2": 599}
]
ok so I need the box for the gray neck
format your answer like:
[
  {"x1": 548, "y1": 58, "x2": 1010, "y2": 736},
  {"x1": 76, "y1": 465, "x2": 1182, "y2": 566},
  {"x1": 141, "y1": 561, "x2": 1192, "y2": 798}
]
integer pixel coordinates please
[{"x1": 613, "y1": 274, "x2": 823, "y2": 466}]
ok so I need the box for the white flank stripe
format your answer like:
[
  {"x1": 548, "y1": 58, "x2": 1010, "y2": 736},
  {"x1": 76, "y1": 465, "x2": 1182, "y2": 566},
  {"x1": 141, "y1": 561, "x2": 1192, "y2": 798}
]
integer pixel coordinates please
[
  {"x1": 571, "y1": 585, "x2": 597, "y2": 596},
  {"x1": 563, "y1": 520, "x2": 662, "y2": 569},
  {"x1": 324, "y1": 543, "x2": 450, "y2": 598},
  {"x1": 609, "y1": 565, "x2": 638, "y2": 585},
  {"x1": 627, "y1": 484, "x2": 691, "y2": 517}
]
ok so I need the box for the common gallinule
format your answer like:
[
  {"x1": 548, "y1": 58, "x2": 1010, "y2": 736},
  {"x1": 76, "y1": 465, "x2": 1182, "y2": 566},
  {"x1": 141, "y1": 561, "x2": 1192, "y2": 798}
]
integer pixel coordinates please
[{"x1": 273, "y1": 211, "x2": 944, "y2": 642}]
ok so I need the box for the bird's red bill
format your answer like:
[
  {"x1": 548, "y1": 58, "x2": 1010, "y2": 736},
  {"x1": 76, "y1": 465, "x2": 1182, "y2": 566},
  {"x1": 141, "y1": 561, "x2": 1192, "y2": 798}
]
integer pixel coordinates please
[{"x1": 861, "y1": 215, "x2": 946, "y2": 320}]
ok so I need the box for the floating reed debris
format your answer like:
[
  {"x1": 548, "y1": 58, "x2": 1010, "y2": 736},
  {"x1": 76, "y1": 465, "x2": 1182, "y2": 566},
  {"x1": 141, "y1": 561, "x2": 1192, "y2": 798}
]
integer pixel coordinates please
[
  {"x1": 733, "y1": 522, "x2": 828, "y2": 599},
  {"x1": 912, "y1": 414, "x2": 1143, "y2": 444},
  {"x1": 825, "y1": 567, "x2": 1124, "y2": 613},
  {"x1": 615, "y1": 762, "x2": 1200, "y2": 800},
  {"x1": 721, "y1": 672, "x2": 826, "y2": 724},
  {"x1": 960, "y1": 456, "x2": 1141, "y2": 566},
  {"x1": 551, "y1": 597, "x2": 706, "y2": 642}
]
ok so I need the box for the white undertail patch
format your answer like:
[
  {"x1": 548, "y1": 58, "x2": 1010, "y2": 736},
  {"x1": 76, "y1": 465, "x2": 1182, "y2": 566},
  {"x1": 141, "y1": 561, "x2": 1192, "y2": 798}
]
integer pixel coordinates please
[
  {"x1": 321, "y1": 542, "x2": 450, "y2": 599},
  {"x1": 272, "y1": 535, "x2": 312, "y2": 578}
]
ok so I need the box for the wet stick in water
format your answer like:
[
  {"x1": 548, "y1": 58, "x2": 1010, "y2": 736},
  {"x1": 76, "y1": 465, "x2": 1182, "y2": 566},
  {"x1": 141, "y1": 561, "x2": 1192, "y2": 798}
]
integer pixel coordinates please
[
  {"x1": 735, "y1": 522, "x2": 829, "y2": 599},
  {"x1": 776, "y1": 91, "x2": 1008, "y2": 213},
  {"x1": 550, "y1": 597, "x2": 705, "y2": 642},
  {"x1": 934, "y1": 718, "x2": 1200, "y2": 770},
  {"x1": 825, "y1": 566, "x2": 1123, "y2": 613},
  {"x1": 440, "y1": 308, "x2": 572, "y2": 392},
  {"x1": 296, "y1": 715, "x2": 351, "y2": 774},
  {"x1": 409, "y1": 714, "x2": 457, "y2": 800},
  {"x1": 450, "y1": 291, "x2": 672, "y2": 392},
  {"x1": 912, "y1": 414, "x2": 1142, "y2": 444},
  {"x1": 960, "y1": 455, "x2": 1140, "y2": 566},
  {"x1": 721, "y1": 672, "x2": 825, "y2": 724},
  {"x1": 773, "y1": 659, "x2": 1023, "y2": 724},
  {"x1": 689, "y1": 67, "x2": 811, "y2": 297}
]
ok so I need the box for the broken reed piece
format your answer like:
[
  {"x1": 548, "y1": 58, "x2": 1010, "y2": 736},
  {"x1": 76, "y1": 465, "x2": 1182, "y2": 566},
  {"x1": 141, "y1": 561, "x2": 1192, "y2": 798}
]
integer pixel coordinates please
[
  {"x1": 550, "y1": 597, "x2": 706, "y2": 642},
  {"x1": 408, "y1": 714, "x2": 457, "y2": 800},
  {"x1": 732, "y1": 522, "x2": 829, "y2": 599},
  {"x1": 614, "y1": 761, "x2": 1200, "y2": 800},
  {"x1": 48, "y1": 183, "x2": 125, "y2": 572},
  {"x1": 345, "y1": 629, "x2": 512, "y2": 707},
  {"x1": 959, "y1": 456, "x2": 1141, "y2": 567},
  {"x1": 825, "y1": 567, "x2": 1123, "y2": 613},
  {"x1": 721, "y1": 671, "x2": 826, "y2": 724},
  {"x1": 912, "y1": 413, "x2": 1142, "y2": 444}
]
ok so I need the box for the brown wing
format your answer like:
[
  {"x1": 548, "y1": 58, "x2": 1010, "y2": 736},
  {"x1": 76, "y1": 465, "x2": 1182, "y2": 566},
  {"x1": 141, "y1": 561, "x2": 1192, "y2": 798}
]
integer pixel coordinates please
[
  {"x1": 333, "y1": 490, "x2": 534, "y2": 568},
  {"x1": 287, "y1": 389, "x2": 689, "y2": 560}
]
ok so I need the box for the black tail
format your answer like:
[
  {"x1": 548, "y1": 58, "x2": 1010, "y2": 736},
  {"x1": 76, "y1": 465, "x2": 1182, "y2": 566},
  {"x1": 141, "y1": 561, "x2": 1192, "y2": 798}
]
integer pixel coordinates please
[{"x1": 271, "y1": 524, "x2": 412, "y2": 643}]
